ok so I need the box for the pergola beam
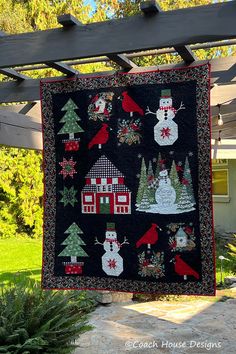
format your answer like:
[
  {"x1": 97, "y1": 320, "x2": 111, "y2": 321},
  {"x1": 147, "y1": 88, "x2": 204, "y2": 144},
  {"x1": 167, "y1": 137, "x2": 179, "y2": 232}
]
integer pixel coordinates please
[
  {"x1": 173, "y1": 45, "x2": 197, "y2": 64},
  {"x1": 0, "y1": 1, "x2": 235, "y2": 69},
  {"x1": 141, "y1": 0, "x2": 197, "y2": 64},
  {"x1": 0, "y1": 57, "x2": 235, "y2": 104},
  {"x1": 0, "y1": 68, "x2": 29, "y2": 80},
  {"x1": 57, "y1": 14, "x2": 82, "y2": 27},
  {"x1": 45, "y1": 61, "x2": 78, "y2": 76},
  {"x1": 107, "y1": 54, "x2": 138, "y2": 69},
  {"x1": 0, "y1": 31, "x2": 29, "y2": 80}
]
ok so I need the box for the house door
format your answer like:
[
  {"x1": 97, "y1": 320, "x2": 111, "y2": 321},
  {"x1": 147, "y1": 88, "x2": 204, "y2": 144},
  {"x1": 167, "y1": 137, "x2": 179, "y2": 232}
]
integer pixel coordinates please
[{"x1": 99, "y1": 196, "x2": 110, "y2": 214}]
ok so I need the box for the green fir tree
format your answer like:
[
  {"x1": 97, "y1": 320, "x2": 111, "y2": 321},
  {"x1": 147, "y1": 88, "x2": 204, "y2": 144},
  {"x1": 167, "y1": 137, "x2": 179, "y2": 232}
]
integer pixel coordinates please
[
  {"x1": 177, "y1": 185, "x2": 193, "y2": 212},
  {"x1": 147, "y1": 161, "x2": 155, "y2": 203},
  {"x1": 183, "y1": 157, "x2": 195, "y2": 204},
  {"x1": 58, "y1": 98, "x2": 84, "y2": 139},
  {"x1": 58, "y1": 222, "x2": 88, "y2": 263},
  {"x1": 154, "y1": 153, "x2": 162, "y2": 180},
  {"x1": 136, "y1": 158, "x2": 149, "y2": 205},
  {"x1": 139, "y1": 190, "x2": 151, "y2": 210},
  {"x1": 169, "y1": 160, "x2": 182, "y2": 204}
]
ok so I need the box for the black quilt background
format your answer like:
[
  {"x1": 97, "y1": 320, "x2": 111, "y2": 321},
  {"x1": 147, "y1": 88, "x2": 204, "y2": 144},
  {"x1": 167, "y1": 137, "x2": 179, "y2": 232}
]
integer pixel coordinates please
[{"x1": 41, "y1": 65, "x2": 215, "y2": 295}]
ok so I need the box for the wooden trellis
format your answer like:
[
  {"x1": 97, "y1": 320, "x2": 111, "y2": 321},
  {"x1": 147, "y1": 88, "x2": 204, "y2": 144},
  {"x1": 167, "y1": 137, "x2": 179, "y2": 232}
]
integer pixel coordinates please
[{"x1": 0, "y1": 0, "x2": 236, "y2": 152}]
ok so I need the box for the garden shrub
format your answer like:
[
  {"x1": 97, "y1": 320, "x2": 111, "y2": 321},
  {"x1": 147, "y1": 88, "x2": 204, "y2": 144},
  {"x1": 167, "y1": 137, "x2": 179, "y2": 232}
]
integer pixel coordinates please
[
  {"x1": 0, "y1": 282, "x2": 94, "y2": 353},
  {"x1": 227, "y1": 235, "x2": 236, "y2": 274},
  {"x1": 0, "y1": 147, "x2": 43, "y2": 239}
]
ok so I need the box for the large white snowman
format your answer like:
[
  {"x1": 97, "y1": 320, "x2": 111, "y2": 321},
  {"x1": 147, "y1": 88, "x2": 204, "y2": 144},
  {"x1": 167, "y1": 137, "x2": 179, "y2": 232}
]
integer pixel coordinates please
[
  {"x1": 146, "y1": 89, "x2": 185, "y2": 146},
  {"x1": 95, "y1": 223, "x2": 129, "y2": 276},
  {"x1": 155, "y1": 169, "x2": 176, "y2": 212}
]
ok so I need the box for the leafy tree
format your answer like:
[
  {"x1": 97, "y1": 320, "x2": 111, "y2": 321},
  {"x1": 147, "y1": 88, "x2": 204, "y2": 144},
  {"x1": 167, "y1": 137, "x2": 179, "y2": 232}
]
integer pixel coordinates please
[{"x1": 0, "y1": 147, "x2": 43, "y2": 238}]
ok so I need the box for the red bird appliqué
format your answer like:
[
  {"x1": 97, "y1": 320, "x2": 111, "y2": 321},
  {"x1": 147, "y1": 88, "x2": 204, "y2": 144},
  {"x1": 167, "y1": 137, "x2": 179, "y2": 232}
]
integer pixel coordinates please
[
  {"x1": 173, "y1": 255, "x2": 199, "y2": 280},
  {"x1": 121, "y1": 91, "x2": 144, "y2": 117},
  {"x1": 88, "y1": 123, "x2": 109, "y2": 149},
  {"x1": 136, "y1": 223, "x2": 159, "y2": 248}
]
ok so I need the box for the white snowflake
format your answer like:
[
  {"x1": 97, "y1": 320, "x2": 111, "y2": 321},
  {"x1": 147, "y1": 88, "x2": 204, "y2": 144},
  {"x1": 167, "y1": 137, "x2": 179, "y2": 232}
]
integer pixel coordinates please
[
  {"x1": 136, "y1": 174, "x2": 141, "y2": 179},
  {"x1": 167, "y1": 230, "x2": 171, "y2": 235},
  {"x1": 177, "y1": 161, "x2": 182, "y2": 166},
  {"x1": 188, "y1": 151, "x2": 193, "y2": 156},
  {"x1": 169, "y1": 151, "x2": 174, "y2": 155},
  {"x1": 152, "y1": 157, "x2": 157, "y2": 163},
  {"x1": 138, "y1": 154, "x2": 142, "y2": 159},
  {"x1": 117, "y1": 143, "x2": 121, "y2": 147}
]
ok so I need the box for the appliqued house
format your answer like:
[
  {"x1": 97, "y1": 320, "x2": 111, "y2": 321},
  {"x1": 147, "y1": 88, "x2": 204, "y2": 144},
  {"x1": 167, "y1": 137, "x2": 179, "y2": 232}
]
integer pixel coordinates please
[{"x1": 81, "y1": 155, "x2": 131, "y2": 214}]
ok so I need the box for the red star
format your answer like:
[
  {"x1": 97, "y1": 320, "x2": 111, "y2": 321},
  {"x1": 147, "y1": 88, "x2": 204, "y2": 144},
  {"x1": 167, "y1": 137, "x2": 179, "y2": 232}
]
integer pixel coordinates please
[
  {"x1": 176, "y1": 165, "x2": 183, "y2": 172},
  {"x1": 182, "y1": 178, "x2": 189, "y2": 185},
  {"x1": 107, "y1": 259, "x2": 117, "y2": 269},
  {"x1": 161, "y1": 127, "x2": 171, "y2": 138},
  {"x1": 59, "y1": 157, "x2": 77, "y2": 179}
]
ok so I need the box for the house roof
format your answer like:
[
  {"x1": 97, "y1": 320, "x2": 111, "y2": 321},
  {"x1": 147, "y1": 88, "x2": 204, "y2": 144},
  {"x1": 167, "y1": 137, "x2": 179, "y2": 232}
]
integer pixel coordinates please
[{"x1": 85, "y1": 155, "x2": 124, "y2": 178}]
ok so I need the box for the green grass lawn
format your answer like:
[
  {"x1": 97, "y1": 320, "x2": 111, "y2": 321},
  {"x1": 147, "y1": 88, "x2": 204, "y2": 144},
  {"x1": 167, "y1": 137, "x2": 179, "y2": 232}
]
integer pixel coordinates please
[
  {"x1": 0, "y1": 238, "x2": 42, "y2": 285},
  {"x1": 0, "y1": 236, "x2": 234, "y2": 287}
]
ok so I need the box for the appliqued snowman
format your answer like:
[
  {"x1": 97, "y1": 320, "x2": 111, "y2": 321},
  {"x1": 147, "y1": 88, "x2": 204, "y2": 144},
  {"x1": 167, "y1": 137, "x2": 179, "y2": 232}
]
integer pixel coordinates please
[
  {"x1": 145, "y1": 89, "x2": 185, "y2": 146},
  {"x1": 95, "y1": 223, "x2": 129, "y2": 276},
  {"x1": 155, "y1": 169, "x2": 176, "y2": 211}
]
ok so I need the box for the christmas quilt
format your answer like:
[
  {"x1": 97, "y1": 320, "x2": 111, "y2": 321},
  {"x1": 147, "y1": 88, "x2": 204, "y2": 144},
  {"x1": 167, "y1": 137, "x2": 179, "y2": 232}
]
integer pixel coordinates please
[{"x1": 41, "y1": 63, "x2": 215, "y2": 295}]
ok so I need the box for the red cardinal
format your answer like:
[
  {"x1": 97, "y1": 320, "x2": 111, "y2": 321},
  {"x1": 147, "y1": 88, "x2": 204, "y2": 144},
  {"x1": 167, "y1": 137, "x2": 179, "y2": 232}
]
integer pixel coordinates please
[
  {"x1": 173, "y1": 255, "x2": 199, "y2": 280},
  {"x1": 88, "y1": 123, "x2": 109, "y2": 149},
  {"x1": 136, "y1": 223, "x2": 159, "y2": 248},
  {"x1": 121, "y1": 91, "x2": 144, "y2": 117}
]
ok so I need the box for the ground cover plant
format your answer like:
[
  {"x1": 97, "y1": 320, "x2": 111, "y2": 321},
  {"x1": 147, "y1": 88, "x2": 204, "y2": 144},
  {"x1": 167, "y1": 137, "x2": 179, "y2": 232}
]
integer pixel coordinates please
[{"x1": 0, "y1": 282, "x2": 94, "y2": 353}]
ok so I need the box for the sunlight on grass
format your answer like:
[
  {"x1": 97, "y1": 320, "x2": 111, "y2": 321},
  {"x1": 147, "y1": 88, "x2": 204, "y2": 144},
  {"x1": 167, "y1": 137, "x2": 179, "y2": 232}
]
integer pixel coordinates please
[{"x1": 0, "y1": 238, "x2": 42, "y2": 285}]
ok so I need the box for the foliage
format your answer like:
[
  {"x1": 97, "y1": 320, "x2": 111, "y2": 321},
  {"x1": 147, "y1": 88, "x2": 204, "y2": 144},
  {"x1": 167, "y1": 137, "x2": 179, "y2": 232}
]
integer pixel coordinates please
[
  {"x1": 227, "y1": 235, "x2": 236, "y2": 274},
  {"x1": 0, "y1": 148, "x2": 43, "y2": 238},
  {"x1": 0, "y1": 281, "x2": 94, "y2": 353}
]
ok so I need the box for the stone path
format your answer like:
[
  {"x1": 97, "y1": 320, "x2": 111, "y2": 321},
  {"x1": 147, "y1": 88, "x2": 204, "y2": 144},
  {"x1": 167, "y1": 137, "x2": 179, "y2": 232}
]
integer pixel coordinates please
[{"x1": 75, "y1": 297, "x2": 236, "y2": 354}]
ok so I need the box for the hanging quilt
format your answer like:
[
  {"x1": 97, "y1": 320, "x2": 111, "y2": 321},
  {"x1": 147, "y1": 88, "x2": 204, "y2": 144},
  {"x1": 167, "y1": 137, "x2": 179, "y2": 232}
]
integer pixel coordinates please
[{"x1": 41, "y1": 63, "x2": 215, "y2": 295}]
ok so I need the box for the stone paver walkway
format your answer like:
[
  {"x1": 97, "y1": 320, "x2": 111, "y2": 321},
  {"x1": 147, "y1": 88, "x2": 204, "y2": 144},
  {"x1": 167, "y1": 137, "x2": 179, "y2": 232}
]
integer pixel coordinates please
[{"x1": 75, "y1": 297, "x2": 236, "y2": 354}]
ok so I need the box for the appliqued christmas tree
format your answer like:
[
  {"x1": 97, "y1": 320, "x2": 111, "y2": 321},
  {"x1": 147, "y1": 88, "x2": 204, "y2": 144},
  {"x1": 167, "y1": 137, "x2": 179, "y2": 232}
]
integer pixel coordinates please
[
  {"x1": 169, "y1": 160, "x2": 182, "y2": 204},
  {"x1": 136, "y1": 158, "x2": 149, "y2": 205},
  {"x1": 138, "y1": 190, "x2": 151, "y2": 210},
  {"x1": 182, "y1": 157, "x2": 195, "y2": 205},
  {"x1": 147, "y1": 161, "x2": 156, "y2": 203},
  {"x1": 177, "y1": 184, "x2": 193, "y2": 211},
  {"x1": 58, "y1": 98, "x2": 84, "y2": 140},
  {"x1": 58, "y1": 222, "x2": 88, "y2": 274}
]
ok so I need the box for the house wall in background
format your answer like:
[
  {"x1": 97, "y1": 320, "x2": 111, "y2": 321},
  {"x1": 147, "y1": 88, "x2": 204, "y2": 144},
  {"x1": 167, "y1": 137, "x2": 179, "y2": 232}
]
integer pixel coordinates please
[{"x1": 213, "y1": 159, "x2": 236, "y2": 233}]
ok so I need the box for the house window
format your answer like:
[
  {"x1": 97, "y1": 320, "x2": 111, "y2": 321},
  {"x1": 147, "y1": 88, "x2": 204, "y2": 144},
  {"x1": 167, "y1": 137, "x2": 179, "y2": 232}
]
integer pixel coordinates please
[
  {"x1": 212, "y1": 169, "x2": 228, "y2": 196},
  {"x1": 212, "y1": 160, "x2": 229, "y2": 197},
  {"x1": 85, "y1": 195, "x2": 93, "y2": 202},
  {"x1": 118, "y1": 195, "x2": 127, "y2": 203}
]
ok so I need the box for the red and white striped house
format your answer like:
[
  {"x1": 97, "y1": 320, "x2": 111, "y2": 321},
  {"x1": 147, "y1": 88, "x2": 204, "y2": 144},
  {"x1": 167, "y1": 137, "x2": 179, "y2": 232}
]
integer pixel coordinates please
[{"x1": 81, "y1": 155, "x2": 131, "y2": 214}]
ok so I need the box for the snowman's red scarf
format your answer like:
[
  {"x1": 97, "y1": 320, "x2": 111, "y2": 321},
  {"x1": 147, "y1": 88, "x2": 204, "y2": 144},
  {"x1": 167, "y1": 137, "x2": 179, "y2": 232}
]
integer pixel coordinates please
[
  {"x1": 105, "y1": 238, "x2": 121, "y2": 247},
  {"x1": 159, "y1": 106, "x2": 177, "y2": 113}
]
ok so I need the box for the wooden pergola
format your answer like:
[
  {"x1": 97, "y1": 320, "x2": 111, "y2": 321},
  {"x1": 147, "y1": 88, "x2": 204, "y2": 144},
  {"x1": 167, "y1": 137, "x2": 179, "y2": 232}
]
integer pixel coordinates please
[{"x1": 0, "y1": 0, "x2": 236, "y2": 157}]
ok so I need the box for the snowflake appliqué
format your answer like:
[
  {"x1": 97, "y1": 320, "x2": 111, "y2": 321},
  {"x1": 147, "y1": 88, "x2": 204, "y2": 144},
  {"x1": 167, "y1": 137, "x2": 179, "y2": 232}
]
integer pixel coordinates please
[
  {"x1": 107, "y1": 259, "x2": 117, "y2": 269},
  {"x1": 59, "y1": 186, "x2": 78, "y2": 207},
  {"x1": 161, "y1": 127, "x2": 171, "y2": 138},
  {"x1": 59, "y1": 157, "x2": 77, "y2": 179}
]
